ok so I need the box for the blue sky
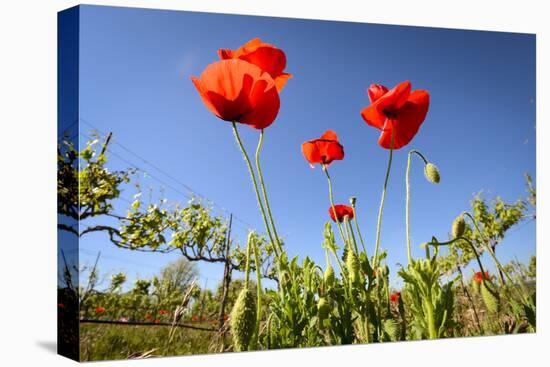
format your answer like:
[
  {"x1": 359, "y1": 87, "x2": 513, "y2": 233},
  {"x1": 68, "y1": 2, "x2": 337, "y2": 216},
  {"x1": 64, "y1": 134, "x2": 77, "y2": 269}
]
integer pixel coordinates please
[{"x1": 73, "y1": 5, "x2": 535, "y2": 290}]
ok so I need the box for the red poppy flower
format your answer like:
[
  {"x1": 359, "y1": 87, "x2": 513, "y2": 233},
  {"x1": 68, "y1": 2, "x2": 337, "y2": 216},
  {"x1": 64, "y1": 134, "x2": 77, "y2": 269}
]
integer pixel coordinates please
[
  {"x1": 390, "y1": 292, "x2": 401, "y2": 303},
  {"x1": 328, "y1": 204, "x2": 354, "y2": 223},
  {"x1": 191, "y1": 59, "x2": 280, "y2": 129},
  {"x1": 95, "y1": 306, "x2": 106, "y2": 315},
  {"x1": 191, "y1": 315, "x2": 199, "y2": 322},
  {"x1": 218, "y1": 38, "x2": 292, "y2": 92},
  {"x1": 58, "y1": 303, "x2": 66, "y2": 309},
  {"x1": 154, "y1": 319, "x2": 161, "y2": 324},
  {"x1": 361, "y1": 81, "x2": 430, "y2": 149},
  {"x1": 301, "y1": 130, "x2": 345, "y2": 167},
  {"x1": 145, "y1": 313, "x2": 153, "y2": 320},
  {"x1": 159, "y1": 309, "x2": 169, "y2": 315},
  {"x1": 473, "y1": 271, "x2": 491, "y2": 283}
]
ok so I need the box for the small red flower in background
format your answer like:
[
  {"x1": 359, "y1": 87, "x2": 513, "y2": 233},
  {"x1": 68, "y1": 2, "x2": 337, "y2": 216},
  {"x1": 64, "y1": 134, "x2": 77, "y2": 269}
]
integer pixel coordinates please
[
  {"x1": 154, "y1": 319, "x2": 161, "y2": 324},
  {"x1": 191, "y1": 315, "x2": 199, "y2": 322},
  {"x1": 145, "y1": 313, "x2": 153, "y2": 320},
  {"x1": 361, "y1": 81, "x2": 430, "y2": 149},
  {"x1": 390, "y1": 292, "x2": 401, "y2": 303},
  {"x1": 328, "y1": 205, "x2": 354, "y2": 223},
  {"x1": 223, "y1": 314, "x2": 229, "y2": 321},
  {"x1": 301, "y1": 130, "x2": 345, "y2": 167},
  {"x1": 218, "y1": 38, "x2": 292, "y2": 92},
  {"x1": 159, "y1": 309, "x2": 169, "y2": 315},
  {"x1": 58, "y1": 303, "x2": 66, "y2": 309},
  {"x1": 95, "y1": 306, "x2": 106, "y2": 315},
  {"x1": 473, "y1": 271, "x2": 491, "y2": 283},
  {"x1": 191, "y1": 59, "x2": 280, "y2": 130},
  {"x1": 201, "y1": 315, "x2": 207, "y2": 321}
]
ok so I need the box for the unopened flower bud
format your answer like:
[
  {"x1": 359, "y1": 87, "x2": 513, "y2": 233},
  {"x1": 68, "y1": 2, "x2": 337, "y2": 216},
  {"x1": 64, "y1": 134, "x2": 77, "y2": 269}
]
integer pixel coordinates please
[
  {"x1": 452, "y1": 215, "x2": 466, "y2": 238},
  {"x1": 324, "y1": 264, "x2": 335, "y2": 288},
  {"x1": 481, "y1": 281, "x2": 500, "y2": 314},
  {"x1": 317, "y1": 297, "x2": 330, "y2": 324},
  {"x1": 349, "y1": 196, "x2": 357, "y2": 207},
  {"x1": 424, "y1": 163, "x2": 440, "y2": 184},
  {"x1": 230, "y1": 288, "x2": 256, "y2": 351},
  {"x1": 346, "y1": 250, "x2": 361, "y2": 284}
]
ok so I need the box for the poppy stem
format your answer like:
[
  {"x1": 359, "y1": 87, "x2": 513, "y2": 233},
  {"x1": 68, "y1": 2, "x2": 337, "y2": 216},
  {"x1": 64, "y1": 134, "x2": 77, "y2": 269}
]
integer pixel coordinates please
[
  {"x1": 405, "y1": 150, "x2": 429, "y2": 265},
  {"x1": 255, "y1": 129, "x2": 282, "y2": 253},
  {"x1": 462, "y1": 212, "x2": 508, "y2": 286},
  {"x1": 373, "y1": 137, "x2": 394, "y2": 269},
  {"x1": 463, "y1": 212, "x2": 529, "y2": 304},
  {"x1": 323, "y1": 165, "x2": 348, "y2": 247},
  {"x1": 231, "y1": 122, "x2": 278, "y2": 257},
  {"x1": 345, "y1": 217, "x2": 359, "y2": 255},
  {"x1": 244, "y1": 232, "x2": 253, "y2": 288},
  {"x1": 351, "y1": 201, "x2": 368, "y2": 256},
  {"x1": 252, "y1": 239, "x2": 262, "y2": 347}
]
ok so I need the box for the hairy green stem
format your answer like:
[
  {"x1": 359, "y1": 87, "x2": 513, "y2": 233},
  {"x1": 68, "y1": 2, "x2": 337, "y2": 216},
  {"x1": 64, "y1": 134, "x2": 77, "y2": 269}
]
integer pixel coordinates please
[
  {"x1": 428, "y1": 236, "x2": 486, "y2": 276},
  {"x1": 232, "y1": 122, "x2": 278, "y2": 257},
  {"x1": 351, "y1": 202, "x2": 368, "y2": 255},
  {"x1": 244, "y1": 232, "x2": 253, "y2": 287},
  {"x1": 252, "y1": 240, "x2": 262, "y2": 344},
  {"x1": 405, "y1": 150, "x2": 429, "y2": 264},
  {"x1": 463, "y1": 212, "x2": 530, "y2": 304},
  {"x1": 346, "y1": 218, "x2": 359, "y2": 254},
  {"x1": 324, "y1": 166, "x2": 347, "y2": 247},
  {"x1": 373, "y1": 136, "x2": 394, "y2": 268},
  {"x1": 256, "y1": 129, "x2": 282, "y2": 253}
]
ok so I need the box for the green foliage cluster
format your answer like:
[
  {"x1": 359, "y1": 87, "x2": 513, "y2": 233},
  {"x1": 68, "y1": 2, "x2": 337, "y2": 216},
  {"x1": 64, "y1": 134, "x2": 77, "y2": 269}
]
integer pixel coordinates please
[{"x1": 59, "y1": 133, "x2": 536, "y2": 360}]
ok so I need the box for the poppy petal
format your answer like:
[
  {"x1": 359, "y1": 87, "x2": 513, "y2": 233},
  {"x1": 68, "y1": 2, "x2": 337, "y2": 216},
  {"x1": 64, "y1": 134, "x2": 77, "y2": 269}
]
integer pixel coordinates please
[
  {"x1": 191, "y1": 59, "x2": 280, "y2": 128},
  {"x1": 368, "y1": 84, "x2": 389, "y2": 103},
  {"x1": 239, "y1": 78, "x2": 281, "y2": 129},
  {"x1": 361, "y1": 103, "x2": 386, "y2": 130},
  {"x1": 378, "y1": 90, "x2": 430, "y2": 149},
  {"x1": 274, "y1": 73, "x2": 293, "y2": 92},
  {"x1": 321, "y1": 130, "x2": 338, "y2": 141},
  {"x1": 319, "y1": 140, "x2": 344, "y2": 164},
  {"x1": 218, "y1": 38, "x2": 291, "y2": 91},
  {"x1": 301, "y1": 141, "x2": 322, "y2": 165}
]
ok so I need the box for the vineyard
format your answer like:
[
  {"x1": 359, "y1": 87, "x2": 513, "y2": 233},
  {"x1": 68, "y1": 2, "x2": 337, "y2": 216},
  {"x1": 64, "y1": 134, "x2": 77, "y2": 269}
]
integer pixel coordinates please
[{"x1": 57, "y1": 37, "x2": 536, "y2": 361}]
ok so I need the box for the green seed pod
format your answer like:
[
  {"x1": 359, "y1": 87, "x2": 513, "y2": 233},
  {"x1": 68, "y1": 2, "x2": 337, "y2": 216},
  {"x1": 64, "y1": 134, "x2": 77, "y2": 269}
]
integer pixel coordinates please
[
  {"x1": 424, "y1": 163, "x2": 441, "y2": 184},
  {"x1": 452, "y1": 215, "x2": 466, "y2": 238},
  {"x1": 481, "y1": 281, "x2": 500, "y2": 314},
  {"x1": 324, "y1": 264, "x2": 335, "y2": 288},
  {"x1": 317, "y1": 297, "x2": 330, "y2": 325},
  {"x1": 346, "y1": 249, "x2": 361, "y2": 284},
  {"x1": 230, "y1": 288, "x2": 257, "y2": 352}
]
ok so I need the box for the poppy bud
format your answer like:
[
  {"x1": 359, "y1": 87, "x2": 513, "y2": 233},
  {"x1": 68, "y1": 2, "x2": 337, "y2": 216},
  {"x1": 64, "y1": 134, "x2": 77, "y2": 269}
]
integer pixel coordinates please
[
  {"x1": 317, "y1": 297, "x2": 330, "y2": 325},
  {"x1": 346, "y1": 249, "x2": 361, "y2": 284},
  {"x1": 424, "y1": 163, "x2": 440, "y2": 184},
  {"x1": 349, "y1": 196, "x2": 357, "y2": 207},
  {"x1": 230, "y1": 288, "x2": 257, "y2": 351},
  {"x1": 481, "y1": 281, "x2": 500, "y2": 314},
  {"x1": 324, "y1": 264, "x2": 335, "y2": 288},
  {"x1": 452, "y1": 215, "x2": 466, "y2": 238}
]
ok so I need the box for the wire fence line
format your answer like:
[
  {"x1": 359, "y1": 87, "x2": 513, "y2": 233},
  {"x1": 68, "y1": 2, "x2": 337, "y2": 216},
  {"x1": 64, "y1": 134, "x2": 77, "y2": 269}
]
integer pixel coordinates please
[
  {"x1": 80, "y1": 318, "x2": 218, "y2": 332},
  {"x1": 78, "y1": 118, "x2": 256, "y2": 232}
]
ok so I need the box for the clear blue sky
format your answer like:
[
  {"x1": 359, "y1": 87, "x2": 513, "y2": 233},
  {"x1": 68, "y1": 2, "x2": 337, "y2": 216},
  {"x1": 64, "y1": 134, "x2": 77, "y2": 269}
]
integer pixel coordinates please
[{"x1": 75, "y1": 5, "x2": 536, "y2": 290}]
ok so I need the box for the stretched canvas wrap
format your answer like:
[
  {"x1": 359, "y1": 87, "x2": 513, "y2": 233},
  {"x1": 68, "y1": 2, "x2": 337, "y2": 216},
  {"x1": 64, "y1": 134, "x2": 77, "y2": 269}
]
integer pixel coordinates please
[{"x1": 57, "y1": 4, "x2": 537, "y2": 362}]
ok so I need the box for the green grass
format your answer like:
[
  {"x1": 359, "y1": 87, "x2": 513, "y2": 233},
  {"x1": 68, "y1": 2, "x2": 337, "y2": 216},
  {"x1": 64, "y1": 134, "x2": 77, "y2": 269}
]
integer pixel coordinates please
[{"x1": 80, "y1": 323, "x2": 224, "y2": 361}]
